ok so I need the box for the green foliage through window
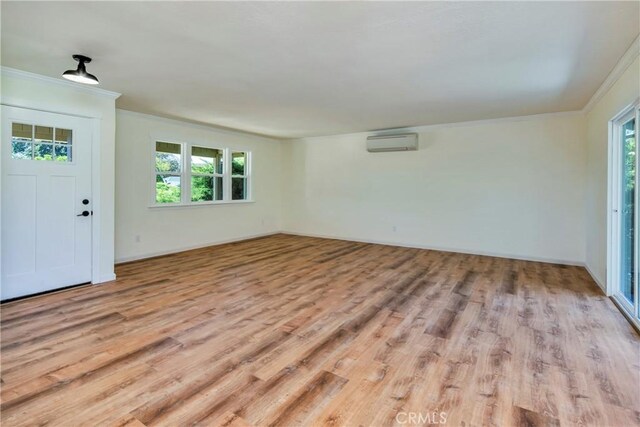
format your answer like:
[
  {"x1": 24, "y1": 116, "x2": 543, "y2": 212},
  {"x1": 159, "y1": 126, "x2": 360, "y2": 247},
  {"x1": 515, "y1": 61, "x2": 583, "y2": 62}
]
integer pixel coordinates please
[
  {"x1": 154, "y1": 142, "x2": 249, "y2": 204},
  {"x1": 155, "y1": 142, "x2": 182, "y2": 204},
  {"x1": 156, "y1": 175, "x2": 181, "y2": 203},
  {"x1": 11, "y1": 122, "x2": 73, "y2": 162},
  {"x1": 232, "y1": 156, "x2": 245, "y2": 175},
  {"x1": 620, "y1": 118, "x2": 635, "y2": 303}
]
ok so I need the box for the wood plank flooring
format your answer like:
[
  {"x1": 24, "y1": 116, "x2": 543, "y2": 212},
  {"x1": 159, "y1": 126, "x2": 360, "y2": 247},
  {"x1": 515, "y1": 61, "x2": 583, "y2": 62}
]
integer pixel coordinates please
[{"x1": 1, "y1": 234, "x2": 639, "y2": 426}]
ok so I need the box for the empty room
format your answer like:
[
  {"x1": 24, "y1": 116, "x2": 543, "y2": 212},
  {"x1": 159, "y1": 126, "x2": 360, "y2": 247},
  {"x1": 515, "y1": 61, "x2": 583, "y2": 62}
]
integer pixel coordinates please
[{"x1": 1, "y1": 1, "x2": 639, "y2": 426}]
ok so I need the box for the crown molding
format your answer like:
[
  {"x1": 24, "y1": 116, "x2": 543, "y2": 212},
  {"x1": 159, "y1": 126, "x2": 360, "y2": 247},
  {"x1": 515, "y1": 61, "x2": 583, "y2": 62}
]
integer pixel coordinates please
[
  {"x1": 1, "y1": 66, "x2": 121, "y2": 99},
  {"x1": 582, "y1": 34, "x2": 639, "y2": 114},
  {"x1": 291, "y1": 110, "x2": 585, "y2": 142},
  {"x1": 116, "y1": 109, "x2": 283, "y2": 142}
]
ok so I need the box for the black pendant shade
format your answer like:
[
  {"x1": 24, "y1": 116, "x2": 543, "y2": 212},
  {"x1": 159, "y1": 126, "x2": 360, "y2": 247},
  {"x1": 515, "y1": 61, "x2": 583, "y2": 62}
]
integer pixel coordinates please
[{"x1": 62, "y1": 54, "x2": 99, "y2": 85}]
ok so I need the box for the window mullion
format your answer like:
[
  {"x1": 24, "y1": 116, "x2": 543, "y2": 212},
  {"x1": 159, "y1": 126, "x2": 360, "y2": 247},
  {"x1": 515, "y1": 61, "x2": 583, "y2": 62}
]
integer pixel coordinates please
[
  {"x1": 152, "y1": 139, "x2": 156, "y2": 205},
  {"x1": 224, "y1": 148, "x2": 231, "y2": 202},
  {"x1": 212, "y1": 173, "x2": 219, "y2": 202},
  {"x1": 184, "y1": 143, "x2": 190, "y2": 205},
  {"x1": 246, "y1": 152, "x2": 250, "y2": 200}
]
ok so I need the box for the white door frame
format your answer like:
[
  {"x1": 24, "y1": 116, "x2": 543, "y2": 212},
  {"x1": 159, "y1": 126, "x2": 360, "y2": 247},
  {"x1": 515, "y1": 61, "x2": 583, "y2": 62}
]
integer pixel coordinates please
[
  {"x1": 607, "y1": 98, "x2": 640, "y2": 325},
  {"x1": 1, "y1": 104, "x2": 103, "y2": 287},
  {"x1": 90, "y1": 117, "x2": 102, "y2": 285}
]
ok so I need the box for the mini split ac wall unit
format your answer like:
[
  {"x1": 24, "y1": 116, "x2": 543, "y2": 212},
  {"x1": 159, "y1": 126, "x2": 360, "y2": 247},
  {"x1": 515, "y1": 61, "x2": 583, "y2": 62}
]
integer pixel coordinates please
[{"x1": 366, "y1": 133, "x2": 418, "y2": 152}]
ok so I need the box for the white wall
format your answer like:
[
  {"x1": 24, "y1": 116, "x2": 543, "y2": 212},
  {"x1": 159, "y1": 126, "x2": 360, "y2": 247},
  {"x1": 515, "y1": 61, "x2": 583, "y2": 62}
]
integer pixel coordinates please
[
  {"x1": 1, "y1": 69, "x2": 118, "y2": 282},
  {"x1": 6, "y1": 58, "x2": 635, "y2": 275},
  {"x1": 282, "y1": 113, "x2": 587, "y2": 264},
  {"x1": 585, "y1": 56, "x2": 640, "y2": 288},
  {"x1": 114, "y1": 110, "x2": 283, "y2": 262}
]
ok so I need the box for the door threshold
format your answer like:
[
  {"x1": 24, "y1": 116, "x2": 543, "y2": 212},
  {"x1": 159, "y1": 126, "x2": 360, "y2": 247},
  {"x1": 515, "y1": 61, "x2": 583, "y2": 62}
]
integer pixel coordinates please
[
  {"x1": 610, "y1": 295, "x2": 640, "y2": 335},
  {"x1": 1, "y1": 282, "x2": 92, "y2": 304}
]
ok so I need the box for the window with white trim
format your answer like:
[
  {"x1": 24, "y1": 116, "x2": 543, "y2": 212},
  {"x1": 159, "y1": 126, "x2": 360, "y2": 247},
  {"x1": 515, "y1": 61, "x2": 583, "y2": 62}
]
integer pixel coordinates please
[
  {"x1": 153, "y1": 140, "x2": 251, "y2": 206},
  {"x1": 155, "y1": 141, "x2": 182, "y2": 204},
  {"x1": 231, "y1": 151, "x2": 248, "y2": 200},
  {"x1": 191, "y1": 146, "x2": 224, "y2": 202}
]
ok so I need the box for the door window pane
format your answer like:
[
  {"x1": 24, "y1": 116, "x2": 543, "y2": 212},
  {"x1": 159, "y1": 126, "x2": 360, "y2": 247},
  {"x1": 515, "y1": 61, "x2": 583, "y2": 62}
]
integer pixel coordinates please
[
  {"x1": 55, "y1": 128, "x2": 72, "y2": 145},
  {"x1": 620, "y1": 118, "x2": 636, "y2": 303},
  {"x1": 53, "y1": 128, "x2": 73, "y2": 162},
  {"x1": 11, "y1": 141, "x2": 32, "y2": 159},
  {"x1": 12, "y1": 124, "x2": 73, "y2": 162},
  {"x1": 11, "y1": 123, "x2": 33, "y2": 159},
  {"x1": 34, "y1": 143, "x2": 53, "y2": 161},
  {"x1": 34, "y1": 126, "x2": 53, "y2": 144},
  {"x1": 34, "y1": 126, "x2": 54, "y2": 160},
  {"x1": 54, "y1": 145, "x2": 72, "y2": 162}
]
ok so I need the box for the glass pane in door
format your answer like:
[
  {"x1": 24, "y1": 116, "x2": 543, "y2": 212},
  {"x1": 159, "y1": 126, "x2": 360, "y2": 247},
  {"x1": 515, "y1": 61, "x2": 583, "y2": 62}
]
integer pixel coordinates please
[
  {"x1": 11, "y1": 123, "x2": 33, "y2": 159},
  {"x1": 620, "y1": 117, "x2": 636, "y2": 303}
]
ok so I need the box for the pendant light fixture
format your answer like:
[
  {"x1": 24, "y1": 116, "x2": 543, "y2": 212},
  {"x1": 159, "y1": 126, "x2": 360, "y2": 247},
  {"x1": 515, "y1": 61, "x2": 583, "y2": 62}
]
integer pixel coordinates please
[{"x1": 62, "y1": 54, "x2": 99, "y2": 85}]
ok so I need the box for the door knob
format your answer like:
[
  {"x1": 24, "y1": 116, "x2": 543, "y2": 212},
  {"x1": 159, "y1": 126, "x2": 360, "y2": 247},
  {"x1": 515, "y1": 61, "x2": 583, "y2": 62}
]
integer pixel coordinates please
[
  {"x1": 77, "y1": 211, "x2": 90, "y2": 217},
  {"x1": 82, "y1": 199, "x2": 90, "y2": 205}
]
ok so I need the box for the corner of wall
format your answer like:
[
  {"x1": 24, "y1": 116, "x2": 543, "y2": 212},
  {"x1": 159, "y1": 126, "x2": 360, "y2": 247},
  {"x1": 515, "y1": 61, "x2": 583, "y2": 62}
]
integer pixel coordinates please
[
  {"x1": 279, "y1": 138, "x2": 294, "y2": 232},
  {"x1": 584, "y1": 261, "x2": 607, "y2": 294}
]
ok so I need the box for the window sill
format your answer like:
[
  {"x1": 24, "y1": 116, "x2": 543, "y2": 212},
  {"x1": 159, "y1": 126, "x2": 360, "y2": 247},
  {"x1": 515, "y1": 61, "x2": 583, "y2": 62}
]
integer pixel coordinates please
[{"x1": 148, "y1": 200, "x2": 255, "y2": 209}]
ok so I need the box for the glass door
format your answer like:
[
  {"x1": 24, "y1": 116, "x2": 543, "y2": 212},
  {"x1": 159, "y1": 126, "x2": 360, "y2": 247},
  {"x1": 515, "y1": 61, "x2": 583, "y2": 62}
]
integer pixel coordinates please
[{"x1": 610, "y1": 103, "x2": 639, "y2": 325}]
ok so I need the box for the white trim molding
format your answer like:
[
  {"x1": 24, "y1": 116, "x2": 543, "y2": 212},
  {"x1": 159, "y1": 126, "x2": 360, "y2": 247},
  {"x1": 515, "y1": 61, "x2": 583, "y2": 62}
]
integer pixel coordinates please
[
  {"x1": 115, "y1": 231, "x2": 280, "y2": 264},
  {"x1": 606, "y1": 100, "x2": 640, "y2": 326},
  {"x1": 295, "y1": 110, "x2": 585, "y2": 143},
  {"x1": 585, "y1": 263, "x2": 607, "y2": 294},
  {"x1": 149, "y1": 135, "x2": 253, "y2": 207},
  {"x1": 1, "y1": 67, "x2": 121, "y2": 99},
  {"x1": 583, "y1": 34, "x2": 640, "y2": 113},
  {"x1": 98, "y1": 273, "x2": 117, "y2": 283},
  {"x1": 283, "y1": 231, "x2": 585, "y2": 267},
  {"x1": 610, "y1": 296, "x2": 640, "y2": 332},
  {"x1": 117, "y1": 230, "x2": 589, "y2": 270},
  {"x1": 117, "y1": 109, "x2": 281, "y2": 143},
  {"x1": 90, "y1": 117, "x2": 104, "y2": 285}
]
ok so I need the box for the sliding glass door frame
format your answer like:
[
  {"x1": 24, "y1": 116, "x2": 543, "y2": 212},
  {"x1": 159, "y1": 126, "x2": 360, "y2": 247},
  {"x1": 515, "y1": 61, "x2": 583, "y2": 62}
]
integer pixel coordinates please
[{"x1": 607, "y1": 99, "x2": 639, "y2": 327}]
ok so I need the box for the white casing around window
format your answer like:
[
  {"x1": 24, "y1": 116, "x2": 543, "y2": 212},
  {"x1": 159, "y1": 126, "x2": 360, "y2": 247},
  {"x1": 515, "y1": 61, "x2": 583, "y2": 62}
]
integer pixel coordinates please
[{"x1": 149, "y1": 136, "x2": 252, "y2": 207}]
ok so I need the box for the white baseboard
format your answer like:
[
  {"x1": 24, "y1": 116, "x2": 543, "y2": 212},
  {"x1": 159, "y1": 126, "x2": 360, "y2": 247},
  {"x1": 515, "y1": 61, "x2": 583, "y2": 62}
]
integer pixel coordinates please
[
  {"x1": 116, "y1": 229, "x2": 589, "y2": 275},
  {"x1": 282, "y1": 230, "x2": 585, "y2": 267},
  {"x1": 584, "y1": 263, "x2": 608, "y2": 295},
  {"x1": 115, "y1": 231, "x2": 280, "y2": 264},
  {"x1": 93, "y1": 273, "x2": 117, "y2": 284},
  {"x1": 610, "y1": 295, "x2": 640, "y2": 333}
]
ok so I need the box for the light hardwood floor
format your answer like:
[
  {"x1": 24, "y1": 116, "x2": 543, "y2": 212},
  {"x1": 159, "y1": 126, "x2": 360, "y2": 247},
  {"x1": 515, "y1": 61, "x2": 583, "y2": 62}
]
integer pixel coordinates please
[{"x1": 1, "y1": 234, "x2": 639, "y2": 426}]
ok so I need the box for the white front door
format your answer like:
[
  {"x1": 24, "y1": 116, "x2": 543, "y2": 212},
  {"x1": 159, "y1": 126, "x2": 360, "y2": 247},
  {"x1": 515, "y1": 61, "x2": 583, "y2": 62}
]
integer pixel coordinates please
[{"x1": 1, "y1": 106, "x2": 93, "y2": 300}]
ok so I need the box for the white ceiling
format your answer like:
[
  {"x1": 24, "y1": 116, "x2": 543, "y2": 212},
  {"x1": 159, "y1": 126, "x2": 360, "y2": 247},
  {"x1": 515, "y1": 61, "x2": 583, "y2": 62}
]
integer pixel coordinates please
[{"x1": 1, "y1": 2, "x2": 639, "y2": 139}]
